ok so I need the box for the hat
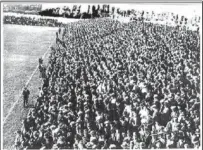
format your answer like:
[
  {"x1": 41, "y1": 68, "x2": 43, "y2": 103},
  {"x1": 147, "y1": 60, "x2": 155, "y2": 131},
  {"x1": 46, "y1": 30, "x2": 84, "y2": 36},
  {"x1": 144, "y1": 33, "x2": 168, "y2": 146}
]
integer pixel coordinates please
[
  {"x1": 92, "y1": 144, "x2": 97, "y2": 149},
  {"x1": 140, "y1": 142, "x2": 146, "y2": 148},
  {"x1": 155, "y1": 141, "x2": 162, "y2": 148},
  {"x1": 57, "y1": 136, "x2": 65, "y2": 145},
  {"x1": 68, "y1": 102, "x2": 72, "y2": 107},
  {"x1": 96, "y1": 116, "x2": 103, "y2": 123},
  {"x1": 121, "y1": 142, "x2": 129, "y2": 148},
  {"x1": 167, "y1": 140, "x2": 174, "y2": 147},
  {"x1": 195, "y1": 129, "x2": 200, "y2": 135},
  {"x1": 160, "y1": 99, "x2": 165, "y2": 103},
  {"x1": 85, "y1": 109, "x2": 90, "y2": 113},
  {"x1": 193, "y1": 136, "x2": 199, "y2": 143},
  {"x1": 33, "y1": 131, "x2": 39, "y2": 136},
  {"x1": 50, "y1": 125, "x2": 57, "y2": 130},
  {"x1": 151, "y1": 104, "x2": 157, "y2": 109},
  {"x1": 170, "y1": 106, "x2": 176, "y2": 110},
  {"x1": 123, "y1": 137, "x2": 130, "y2": 142},
  {"x1": 178, "y1": 131, "x2": 185, "y2": 139},
  {"x1": 164, "y1": 100, "x2": 169, "y2": 105},
  {"x1": 154, "y1": 94, "x2": 159, "y2": 98},
  {"x1": 78, "y1": 111, "x2": 83, "y2": 116},
  {"x1": 109, "y1": 144, "x2": 117, "y2": 149},
  {"x1": 85, "y1": 142, "x2": 92, "y2": 148},
  {"x1": 90, "y1": 130, "x2": 96, "y2": 135},
  {"x1": 70, "y1": 121, "x2": 75, "y2": 127},
  {"x1": 189, "y1": 99, "x2": 195, "y2": 103},
  {"x1": 52, "y1": 144, "x2": 58, "y2": 149},
  {"x1": 154, "y1": 98, "x2": 159, "y2": 103},
  {"x1": 104, "y1": 121, "x2": 110, "y2": 124},
  {"x1": 90, "y1": 137, "x2": 97, "y2": 143}
]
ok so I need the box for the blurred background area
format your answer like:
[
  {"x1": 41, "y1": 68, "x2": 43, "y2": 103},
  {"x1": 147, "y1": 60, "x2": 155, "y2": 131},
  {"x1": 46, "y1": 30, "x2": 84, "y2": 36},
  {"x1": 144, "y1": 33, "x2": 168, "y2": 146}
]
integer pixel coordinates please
[{"x1": 3, "y1": 3, "x2": 201, "y2": 30}]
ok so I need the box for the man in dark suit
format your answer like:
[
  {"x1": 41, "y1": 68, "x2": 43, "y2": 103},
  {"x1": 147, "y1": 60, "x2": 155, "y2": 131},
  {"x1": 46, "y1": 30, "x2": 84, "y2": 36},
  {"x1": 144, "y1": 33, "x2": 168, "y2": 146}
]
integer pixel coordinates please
[{"x1": 23, "y1": 87, "x2": 30, "y2": 108}]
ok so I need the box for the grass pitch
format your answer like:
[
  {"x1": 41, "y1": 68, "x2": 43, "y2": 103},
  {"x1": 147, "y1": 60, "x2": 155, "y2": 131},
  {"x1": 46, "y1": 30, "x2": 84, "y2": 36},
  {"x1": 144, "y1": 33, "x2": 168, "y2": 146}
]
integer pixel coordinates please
[{"x1": 3, "y1": 24, "x2": 58, "y2": 149}]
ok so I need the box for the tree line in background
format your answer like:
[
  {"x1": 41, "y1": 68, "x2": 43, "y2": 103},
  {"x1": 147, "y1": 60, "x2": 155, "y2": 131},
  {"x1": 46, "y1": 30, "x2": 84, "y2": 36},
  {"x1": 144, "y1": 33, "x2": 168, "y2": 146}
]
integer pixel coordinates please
[
  {"x1": 38, "y1": 5, "x2": 131, "y2": 19},
  {"x1": 38, "y1": 4, "x2": 200, "y2": 28}
]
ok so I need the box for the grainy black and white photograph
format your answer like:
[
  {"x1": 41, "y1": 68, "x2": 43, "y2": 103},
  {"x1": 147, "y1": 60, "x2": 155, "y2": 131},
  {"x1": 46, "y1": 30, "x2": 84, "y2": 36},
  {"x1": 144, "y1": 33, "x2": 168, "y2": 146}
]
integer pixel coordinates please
[{"x1": 2, "y1": 2, "x2": 202, "y2": 149}]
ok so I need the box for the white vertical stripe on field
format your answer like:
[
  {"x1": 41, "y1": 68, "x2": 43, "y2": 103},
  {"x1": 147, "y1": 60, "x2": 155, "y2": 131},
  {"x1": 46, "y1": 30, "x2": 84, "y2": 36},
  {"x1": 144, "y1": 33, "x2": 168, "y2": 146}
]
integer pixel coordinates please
[
  {"x1": 3, "y1": 43, "x2": 52, "y2": 125},
  {"x1": 1, "y1": 3, "x2": 4, "y2": 150}
]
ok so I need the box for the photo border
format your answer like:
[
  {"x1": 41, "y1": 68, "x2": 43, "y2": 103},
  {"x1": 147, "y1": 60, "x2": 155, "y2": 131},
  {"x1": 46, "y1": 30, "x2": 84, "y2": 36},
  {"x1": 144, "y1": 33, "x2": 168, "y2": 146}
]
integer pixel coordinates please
[{"x1": 0, "y1": 1, "x2": 202, "y2": 150}]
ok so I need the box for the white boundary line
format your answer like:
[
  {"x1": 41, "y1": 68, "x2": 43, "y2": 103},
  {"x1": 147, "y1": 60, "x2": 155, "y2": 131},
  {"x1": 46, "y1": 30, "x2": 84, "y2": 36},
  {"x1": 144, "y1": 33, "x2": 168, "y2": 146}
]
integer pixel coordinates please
[
  {"x1": 1, "y1": 3, "x2": 4, "y2": 150},
  {"x1": 2, "y1": 43, "x2": 52, "y2": 125},
  {"x1": 199, "y1": 9, "x2": 202, "y2": 150}
]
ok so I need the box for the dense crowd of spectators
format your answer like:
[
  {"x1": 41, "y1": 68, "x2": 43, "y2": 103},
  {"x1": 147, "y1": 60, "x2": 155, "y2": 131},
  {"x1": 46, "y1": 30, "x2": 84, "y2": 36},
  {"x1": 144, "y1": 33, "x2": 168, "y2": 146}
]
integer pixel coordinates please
[
  {"x1": 14, "y1": 18, "x2": 200, "y2": 149},
  {"x1": 4, "y1": 15, "x2": 62, "y2": 27}
]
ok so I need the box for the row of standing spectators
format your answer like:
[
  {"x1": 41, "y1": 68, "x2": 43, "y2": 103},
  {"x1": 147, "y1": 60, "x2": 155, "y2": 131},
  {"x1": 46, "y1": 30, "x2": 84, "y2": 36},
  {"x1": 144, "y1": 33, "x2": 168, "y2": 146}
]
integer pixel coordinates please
[{"x1": 4, "y1": 15, "x2": 62, "y2": 27}]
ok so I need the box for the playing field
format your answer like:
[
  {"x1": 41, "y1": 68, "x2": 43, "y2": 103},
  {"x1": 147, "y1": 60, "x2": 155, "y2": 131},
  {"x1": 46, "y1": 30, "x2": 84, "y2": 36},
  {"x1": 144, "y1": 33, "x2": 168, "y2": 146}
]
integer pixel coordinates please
[{"x1": 3, "y1": 24, "x2": 58, "y2": 149}]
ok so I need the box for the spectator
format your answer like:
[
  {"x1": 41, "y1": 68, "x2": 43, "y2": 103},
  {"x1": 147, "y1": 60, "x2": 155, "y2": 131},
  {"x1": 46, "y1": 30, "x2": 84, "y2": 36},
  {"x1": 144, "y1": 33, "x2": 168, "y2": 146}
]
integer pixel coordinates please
[{"x1": 22, "y1": 87, "x2": 30, "y2": 108}]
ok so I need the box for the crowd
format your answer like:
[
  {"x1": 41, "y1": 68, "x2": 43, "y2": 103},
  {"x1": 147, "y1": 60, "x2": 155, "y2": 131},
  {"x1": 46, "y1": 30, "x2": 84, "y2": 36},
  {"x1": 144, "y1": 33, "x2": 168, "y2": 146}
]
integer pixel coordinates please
[
  {"x1": 14, "y1": 18, "x2": 200, "y2": 149},
  {"x1": 4, "y1": 15, "x2": 62, "y2": 27}
]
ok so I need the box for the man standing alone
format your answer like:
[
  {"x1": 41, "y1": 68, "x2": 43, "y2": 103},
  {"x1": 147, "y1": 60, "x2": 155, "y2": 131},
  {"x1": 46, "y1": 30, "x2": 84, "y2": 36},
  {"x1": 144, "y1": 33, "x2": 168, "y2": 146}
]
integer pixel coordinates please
[{"x1": 23, "y1": 87, "x2": 30, "y2": 108}]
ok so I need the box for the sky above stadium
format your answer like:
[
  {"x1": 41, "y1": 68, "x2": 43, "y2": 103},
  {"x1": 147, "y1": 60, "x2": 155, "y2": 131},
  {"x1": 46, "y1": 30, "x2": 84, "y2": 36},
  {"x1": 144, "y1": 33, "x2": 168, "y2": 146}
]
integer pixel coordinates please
[{"x1": 41, "y1": 3, "x2": 201, "y2": 18}]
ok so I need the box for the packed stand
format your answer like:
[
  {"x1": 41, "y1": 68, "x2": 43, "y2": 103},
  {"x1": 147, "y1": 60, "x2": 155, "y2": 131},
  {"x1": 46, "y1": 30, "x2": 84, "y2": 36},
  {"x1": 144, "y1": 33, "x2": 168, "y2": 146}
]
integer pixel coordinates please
[
  {"x1": 14, "y1": 18, "x2": 200, "y2": 149},
  {"x1": 4, "y1": 15, "x2": 62, "y2": 27}
]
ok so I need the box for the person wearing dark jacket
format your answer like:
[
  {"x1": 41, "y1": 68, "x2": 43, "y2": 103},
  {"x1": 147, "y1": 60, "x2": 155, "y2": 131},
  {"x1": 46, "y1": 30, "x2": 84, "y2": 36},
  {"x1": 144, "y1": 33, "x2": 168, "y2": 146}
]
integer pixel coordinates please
[{"x1": 23, "y1": 87, "x2": 30, "y2": 108}]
